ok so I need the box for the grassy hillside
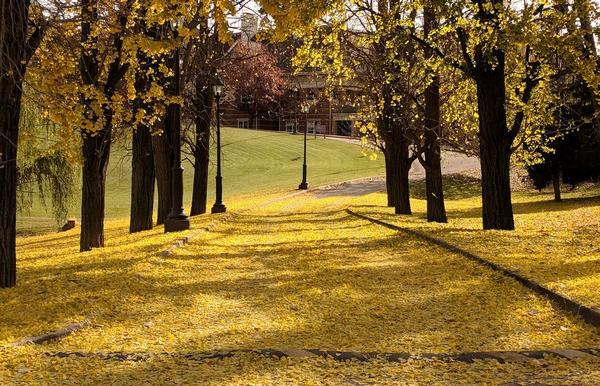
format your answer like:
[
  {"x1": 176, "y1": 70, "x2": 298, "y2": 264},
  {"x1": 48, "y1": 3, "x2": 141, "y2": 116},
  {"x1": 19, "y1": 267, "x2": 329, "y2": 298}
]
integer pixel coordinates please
[{"x1": 17, "y1": 128, "x2": 384, "y2": 233}]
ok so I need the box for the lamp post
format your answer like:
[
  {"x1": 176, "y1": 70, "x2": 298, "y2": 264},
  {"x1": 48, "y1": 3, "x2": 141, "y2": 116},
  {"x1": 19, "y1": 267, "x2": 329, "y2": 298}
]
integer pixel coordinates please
[
  {"x1": 211, "y1": 77, "x2": 226, "y2": 214},
  {"x1": 165, "y1": 15, "x2": 190, "y2": 233},
  {"x1": 292, "y1": 85, "x2": 300, "y2": 134},
  {"x1": 298, "y1": 102, "x2": 309, "y2": 190}
]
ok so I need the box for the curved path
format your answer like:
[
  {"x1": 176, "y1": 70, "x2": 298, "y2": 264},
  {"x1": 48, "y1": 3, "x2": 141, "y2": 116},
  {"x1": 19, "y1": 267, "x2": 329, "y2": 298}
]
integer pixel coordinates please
[{"x1": 312, "y1": 151, "x2": 479, "y2": 199}]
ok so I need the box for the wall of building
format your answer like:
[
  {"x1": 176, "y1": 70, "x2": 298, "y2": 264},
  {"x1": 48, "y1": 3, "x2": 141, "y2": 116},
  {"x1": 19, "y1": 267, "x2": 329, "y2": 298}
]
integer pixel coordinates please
[{"x1": 221, "y1": 97, "x2": 360, "y2": 136}]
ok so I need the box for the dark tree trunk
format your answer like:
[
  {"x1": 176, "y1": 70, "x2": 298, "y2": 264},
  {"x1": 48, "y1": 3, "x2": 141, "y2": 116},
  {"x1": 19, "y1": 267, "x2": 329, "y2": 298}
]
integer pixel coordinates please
[
  {"x1": 475, "y1": 69, "x2": 515, "y2": 230},
  {"x1": 395, "y1": 144, "x2": 412, "y2": 215},
  {"x1": 380, "y1": 86, "x2": 404, "y2": 209},
  {"x1": 79, "y1": 0, "x2": 128, "y2": 250},
  {"x1": 129, "y1": 49, "x2": 155, "y2": 233},
  {"x1": 190, "y1": 82, "x2": 213, "y2": 216},
  {"x1": 423, "y1": 97, "x2": 447, "y2": 222},
  {"x1": 466, "y1": 1, "x2": 515, "y2": 230},
  {"x1": 1, "y1": 0, "x2": 41, "y2": 286},
  {"x1": 79, "y1": 0, "x2": 105, "y2": 251},
  {"x1": 152, "y1": 130, "x2": 172, "y2": 225},
  {"x1": 552, "y1": 169, "x2": 562, "y2": 202},
  {"x1": 422, "y1": 3, "x2": 447, "y2": 223},
  {"x1": 80, "y1": 129, "x2": 111, "y2": 251},
  {"x1": 388, "y1": 138, "x2": 412, "y2": 215},
  {"x1": 130, "y1": 124, "x2": 155, "y2": 232},
  {"x1": 380, "y1": 100, "x2": 411, "y2": 213},
  {"x1": 0, "y1": 80, "x2": 23, "y2": 288},
  {"x1": 384, "y1": 148, "x2": 396, "y2": 207}
]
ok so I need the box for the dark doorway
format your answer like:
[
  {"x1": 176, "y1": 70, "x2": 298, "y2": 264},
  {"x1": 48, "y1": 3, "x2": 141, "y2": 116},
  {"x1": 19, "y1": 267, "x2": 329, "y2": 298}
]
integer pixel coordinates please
[{"x1": 336, "y1": 121, "x2": 352, "y2": 136}]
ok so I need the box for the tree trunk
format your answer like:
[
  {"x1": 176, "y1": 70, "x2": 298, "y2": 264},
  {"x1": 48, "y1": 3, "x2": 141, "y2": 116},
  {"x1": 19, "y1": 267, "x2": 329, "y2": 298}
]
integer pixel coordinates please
[
  {"x1": 423, "y1": 80, "x2": 447, "y2": 222},
  {"x1": 395, "y1": 156, "x2": 411, "y2": 215},
  {"x1": 0, "y1": 82, "x2": 23, "y2": 288},
  {"x1": 381, "y1": 111, "x2": 411, "y2": 213},
  {"x1": 552, "y1": 169, "x2": 562, "y2": 202},
  {"x1": 129, "y1": 49, "x2": 155, "y2": 232},
  {"x1": 389, "y1": 138, "x2": 412, "y2": 215},
  {"x1": 476, "y1": 70, "x2": 515, "y2": 230},
  {"x1": 380, "y1": 86, "x2": 402, "y2": 208},
  {"x1": 422, "y1": 3, "x2": 447, "y2": 223},
  {"x1": 130, "y1": 124, "x2": 155, "y2": 232},
  {"x1": 152, "y1": 129, "x2": 172, "y2": 225},
  {"x1": 190, "y1": 83, "x2": 213, "y2": 216},
  {"x1": 384, "y1": 148, "x2": 396, "y2": 207},
  {"x1": 80, "y1": 129, "x2": 111, "y2": 251},
  {"x1": 1, "y1": 0, "x2": 36, "y2": 287}
]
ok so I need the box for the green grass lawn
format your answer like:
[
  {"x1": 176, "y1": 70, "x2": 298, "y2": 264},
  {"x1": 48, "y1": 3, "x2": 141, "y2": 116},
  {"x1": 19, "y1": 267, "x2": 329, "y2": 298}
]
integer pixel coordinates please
[{"x1": 17, "y1": 128, "x2": 384, "y2": 234}]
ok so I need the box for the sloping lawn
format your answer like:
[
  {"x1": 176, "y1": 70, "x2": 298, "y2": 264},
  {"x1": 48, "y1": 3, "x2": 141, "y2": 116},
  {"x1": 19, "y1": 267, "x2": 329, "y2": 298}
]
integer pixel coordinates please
[{"x1": 17, "y1": 128, "x2": 383, "y2": 234}]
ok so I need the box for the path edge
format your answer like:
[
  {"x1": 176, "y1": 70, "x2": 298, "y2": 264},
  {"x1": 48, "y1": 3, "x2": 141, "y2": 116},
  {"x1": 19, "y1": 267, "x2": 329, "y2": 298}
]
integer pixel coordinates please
[{"x1": 44, "y1": 347, "x2": 600, "y2": 364}]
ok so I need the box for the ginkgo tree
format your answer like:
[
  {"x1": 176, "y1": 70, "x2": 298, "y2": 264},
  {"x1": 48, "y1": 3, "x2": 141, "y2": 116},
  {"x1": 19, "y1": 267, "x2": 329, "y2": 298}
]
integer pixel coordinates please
[
  {"x1": 31, "y1": 0, "x2": 227, "y2": 250},
  {"x1": 305, "y1": 0, "x2": 596, "y2": 230},
  {"x1": 1, "y1": 0, "x2": 329, "y2": 287},
  {"x1": 408, "y1": 0, "x2": 598, "y2": 230},
  {"x1": 0, "y1": 0, "x2": 46, "y2": 288}
]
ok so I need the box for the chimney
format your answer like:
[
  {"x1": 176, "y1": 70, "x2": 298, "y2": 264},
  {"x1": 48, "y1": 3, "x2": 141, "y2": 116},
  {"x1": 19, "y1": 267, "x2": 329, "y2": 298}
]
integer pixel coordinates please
[{"x1": 240, "y1": 13, "x2": 258, "y2": 41}]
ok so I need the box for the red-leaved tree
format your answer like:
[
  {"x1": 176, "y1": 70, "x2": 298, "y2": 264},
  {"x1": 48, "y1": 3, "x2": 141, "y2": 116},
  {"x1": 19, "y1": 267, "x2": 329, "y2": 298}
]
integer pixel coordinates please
[{"x1": 223, "y1": 41, "x2": 286, "y2": 128}]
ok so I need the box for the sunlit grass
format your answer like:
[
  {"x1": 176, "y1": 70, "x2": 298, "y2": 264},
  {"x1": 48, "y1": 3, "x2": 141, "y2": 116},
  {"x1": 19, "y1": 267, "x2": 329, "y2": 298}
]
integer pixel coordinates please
[{"x1": 17, "y1": 127, "x2": 384, "y2": 234}]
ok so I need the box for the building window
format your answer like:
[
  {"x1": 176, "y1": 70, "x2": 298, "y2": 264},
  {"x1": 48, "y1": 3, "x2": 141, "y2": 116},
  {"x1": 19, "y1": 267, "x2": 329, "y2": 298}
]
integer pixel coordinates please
[
  {"x1": 336, "y1": 121, "x2": 353, "y2": 136},
  {"x1": 307, "y1": 120, "x2": 321, "y2": 134},
  {"x1": 285, "y1": 120, "x2": 297, "y2": 133},
  {"x1": 240, "y1": 94, "x2": 255, "y2": 104},
  {"x1": 237, "y1": 119, "x2": 249, "y2": 129}
]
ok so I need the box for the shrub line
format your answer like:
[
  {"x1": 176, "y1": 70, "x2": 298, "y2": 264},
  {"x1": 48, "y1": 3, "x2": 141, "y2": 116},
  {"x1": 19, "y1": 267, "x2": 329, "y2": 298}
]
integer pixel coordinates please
[{"x1": 346, "y1": 209, "x2": 600, "y2": 327}]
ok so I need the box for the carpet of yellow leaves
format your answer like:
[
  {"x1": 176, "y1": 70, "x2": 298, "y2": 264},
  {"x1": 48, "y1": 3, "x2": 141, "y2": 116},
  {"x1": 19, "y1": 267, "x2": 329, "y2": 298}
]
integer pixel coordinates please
[
  {"x1": 2, "y1": 180, "x2": 600, "y2": 384},
  {"x1": 356, "y1": 177, "x2": 600, "y2": 311},
  {"x1": 3, "y1": 347, "x2": 600, "y2": 385}
]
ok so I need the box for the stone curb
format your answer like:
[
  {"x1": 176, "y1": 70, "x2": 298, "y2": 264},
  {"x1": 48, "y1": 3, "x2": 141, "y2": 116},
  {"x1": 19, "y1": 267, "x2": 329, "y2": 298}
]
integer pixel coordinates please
[
  {"x1": 3, "y1": 321, "x2": 90, "y2": 349},
  {"x1": 159, "y1": 213, "x2": 236, "y2": 258},
  {"x1": 346, "y1": 209, "x2": 600, "y2": 327},
  {"x1": 45, "y1": 347, "x2": 600, "y2": 364}
]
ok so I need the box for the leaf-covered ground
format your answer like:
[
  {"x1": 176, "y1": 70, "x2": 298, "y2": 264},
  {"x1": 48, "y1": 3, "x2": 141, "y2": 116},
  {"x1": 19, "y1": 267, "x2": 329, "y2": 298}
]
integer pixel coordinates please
[
  {"x1": 2, "y1": 178, "x2": 600, "y2": 384},
  {"x1": 4, "y1": 348, "x2": 600, "y2": 385},
  {"x1": 360, "y1": 177, "x2": 600, "y2": 311}
]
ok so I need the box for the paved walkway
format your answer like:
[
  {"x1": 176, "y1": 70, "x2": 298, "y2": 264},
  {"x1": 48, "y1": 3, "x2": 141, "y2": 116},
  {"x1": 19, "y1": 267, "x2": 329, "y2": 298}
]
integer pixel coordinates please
[{"x1": 312, "y1": 151, "x2": 479, "y2": 198}]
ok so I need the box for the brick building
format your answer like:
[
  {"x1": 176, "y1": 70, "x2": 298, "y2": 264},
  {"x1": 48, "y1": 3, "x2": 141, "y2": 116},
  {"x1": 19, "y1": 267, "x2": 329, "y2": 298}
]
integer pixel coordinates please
[{"x1": 220, "y1": 14, "x2": 361, "y2": 137}]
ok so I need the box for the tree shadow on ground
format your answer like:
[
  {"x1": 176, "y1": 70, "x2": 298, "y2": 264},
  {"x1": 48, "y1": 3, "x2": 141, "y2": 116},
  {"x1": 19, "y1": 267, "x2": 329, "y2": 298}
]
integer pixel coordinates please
[
  {"x1": 350, "y1": 185, "x2": 600, "y2": 310},
  {"x1": 6, "y1": 206, "x2": 599, "y2": 369},
  {"x1": 444, "y1": 194, "x2": 600, "y2": 220}
]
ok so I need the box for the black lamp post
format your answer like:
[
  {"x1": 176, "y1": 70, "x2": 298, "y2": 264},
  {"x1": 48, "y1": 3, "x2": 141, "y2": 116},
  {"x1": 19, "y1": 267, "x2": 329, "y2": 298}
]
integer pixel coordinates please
[
  {"x1": 298, "y1": 102, "x2": 309, "y2": 190},
  {"x1": 165, "y1": 15, "x2": 190, "y2": 233},
  {"x1": 292, "y1": 85, "x2": 300, "y2": 134},
  {"x1": 211, "y1": 77, "x2": 226, "y2": 214}
]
